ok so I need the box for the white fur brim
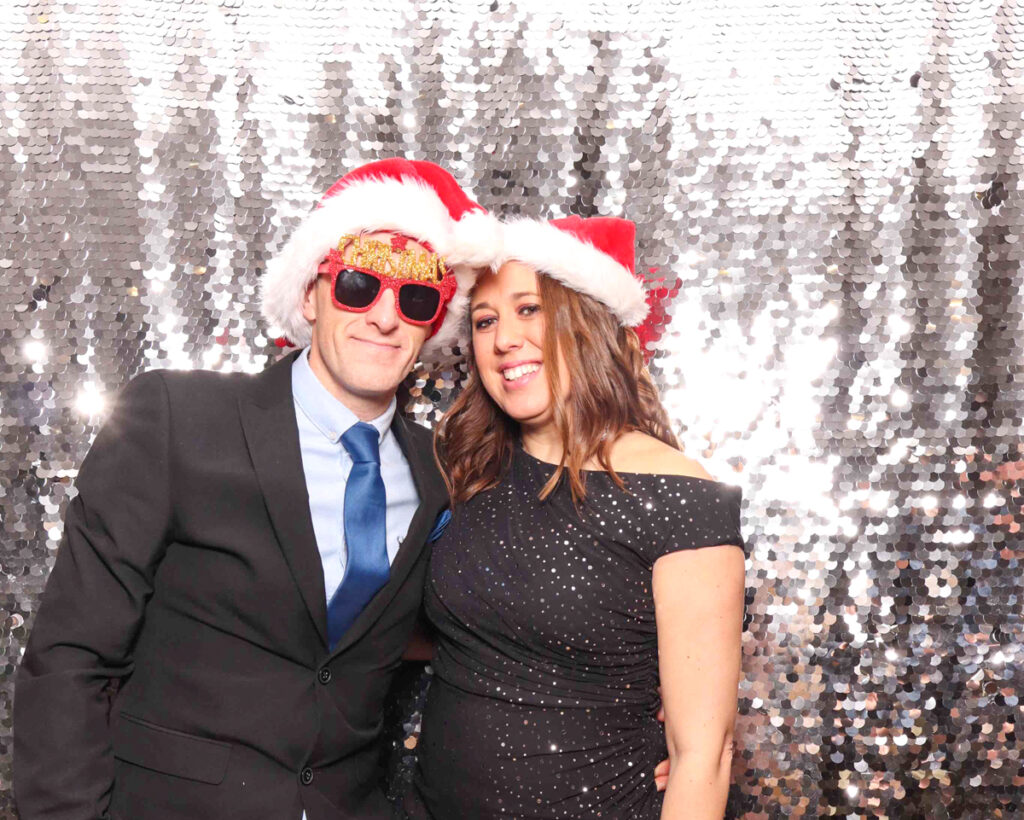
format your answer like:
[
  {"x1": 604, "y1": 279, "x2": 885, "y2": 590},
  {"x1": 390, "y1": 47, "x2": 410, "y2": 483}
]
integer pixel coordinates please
[
  {"x1": 418, "y1": 264, "x2": 481, "y2": 362},
  {"x1": 498, "y1": 218, "x2": 648, "y2": 327},
  {"x1": 260, "y1": 176, "x2": 501, "y2": 350}
]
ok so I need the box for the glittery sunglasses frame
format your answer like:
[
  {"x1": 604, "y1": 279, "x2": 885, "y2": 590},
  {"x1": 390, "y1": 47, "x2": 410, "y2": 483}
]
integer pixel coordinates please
[{"x1": 317, "y1": 248, "x2": 456, "y2": 327}]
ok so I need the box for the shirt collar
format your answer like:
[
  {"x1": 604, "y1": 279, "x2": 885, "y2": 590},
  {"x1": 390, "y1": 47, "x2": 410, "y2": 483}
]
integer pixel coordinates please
[{"x1": 292, "y1": 347, "x2": 396, "y2": 445}]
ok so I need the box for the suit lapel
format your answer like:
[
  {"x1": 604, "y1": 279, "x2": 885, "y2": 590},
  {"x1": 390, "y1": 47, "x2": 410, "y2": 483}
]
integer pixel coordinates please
[
  {"x1": 238, "y1": 351, "x2": 328, "y2": 647},
  {"x1": 329, "y1": 412, "x2": 446, "y2": 657}
]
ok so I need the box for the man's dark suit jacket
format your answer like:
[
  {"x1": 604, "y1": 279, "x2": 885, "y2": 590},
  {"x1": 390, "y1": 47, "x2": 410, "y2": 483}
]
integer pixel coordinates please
[{"x1": 14, "y1": 350, "x2": 448, "y2": 819}]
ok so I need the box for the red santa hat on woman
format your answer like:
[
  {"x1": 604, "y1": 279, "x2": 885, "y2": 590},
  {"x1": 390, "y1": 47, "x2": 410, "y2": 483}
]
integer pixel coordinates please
[
  {"x1": 261, "y1": 157, "x2": 500, "y2": 359},
  {"x1": 487, "y1": 214, "x2": 657, "y2": 354}
]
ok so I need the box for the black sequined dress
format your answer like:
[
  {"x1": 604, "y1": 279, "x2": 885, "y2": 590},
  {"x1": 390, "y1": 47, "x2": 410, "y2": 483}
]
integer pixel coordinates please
[{"x1": 404, "y1": 444, "x2": 745, "y2": 819}]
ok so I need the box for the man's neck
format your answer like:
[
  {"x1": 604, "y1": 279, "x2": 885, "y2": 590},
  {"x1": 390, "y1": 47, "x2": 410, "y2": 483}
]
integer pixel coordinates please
[{"x1": 305, "y1": 347, "x2": 394, "y2": 422}]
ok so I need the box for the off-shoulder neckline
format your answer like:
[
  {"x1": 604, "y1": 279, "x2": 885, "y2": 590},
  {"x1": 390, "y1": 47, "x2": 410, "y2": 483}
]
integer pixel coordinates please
[{"x1": 515, "y1": 442, "x2": 736, "y2": 488}]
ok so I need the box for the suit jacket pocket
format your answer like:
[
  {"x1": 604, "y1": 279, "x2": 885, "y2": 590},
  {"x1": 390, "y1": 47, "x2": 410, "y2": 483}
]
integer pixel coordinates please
[{"x1": 112, "y1": 712, "x2": 231, "y2": 785}]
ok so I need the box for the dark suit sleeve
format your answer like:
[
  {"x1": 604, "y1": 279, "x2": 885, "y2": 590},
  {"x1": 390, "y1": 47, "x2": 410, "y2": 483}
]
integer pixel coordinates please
[{"x1": 14, "y1": 370, "x2": 174, "y2": 820}]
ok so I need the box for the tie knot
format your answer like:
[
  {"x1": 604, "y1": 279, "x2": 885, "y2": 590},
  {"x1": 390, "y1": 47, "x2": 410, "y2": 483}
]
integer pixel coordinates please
[{"x1": 341, "y1": 421, "x2": 381, "y2": 464}]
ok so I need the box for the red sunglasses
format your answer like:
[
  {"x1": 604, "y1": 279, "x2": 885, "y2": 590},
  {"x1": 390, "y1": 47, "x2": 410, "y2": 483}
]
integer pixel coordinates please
[{"x1": 317, "y1": 249, "x2": 455, "y2": 327}]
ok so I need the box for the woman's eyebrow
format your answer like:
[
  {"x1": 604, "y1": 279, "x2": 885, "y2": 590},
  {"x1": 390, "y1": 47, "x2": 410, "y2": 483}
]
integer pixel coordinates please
[{"x1": 471, "y1": 292, "x2": 539, "y2": 313}]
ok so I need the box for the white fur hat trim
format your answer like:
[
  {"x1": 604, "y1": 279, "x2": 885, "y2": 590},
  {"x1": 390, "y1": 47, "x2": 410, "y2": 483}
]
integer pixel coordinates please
[
  {"x1": 497, "y1": 217, "x2": 648, "y2": 326},
  {"x1": 260, "y1": 175, "x2": 500, "y2": 353}
]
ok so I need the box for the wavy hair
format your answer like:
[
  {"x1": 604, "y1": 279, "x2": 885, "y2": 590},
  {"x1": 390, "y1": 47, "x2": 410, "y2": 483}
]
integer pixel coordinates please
[{"x1": 435, "y1": 271, "x2": 680, "y2": 506}]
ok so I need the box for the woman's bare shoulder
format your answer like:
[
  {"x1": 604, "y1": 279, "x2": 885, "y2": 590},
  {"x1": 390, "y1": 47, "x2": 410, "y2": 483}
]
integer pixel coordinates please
[{"x1": 607, "y1": 432, "x2": 715, "y2": 479}]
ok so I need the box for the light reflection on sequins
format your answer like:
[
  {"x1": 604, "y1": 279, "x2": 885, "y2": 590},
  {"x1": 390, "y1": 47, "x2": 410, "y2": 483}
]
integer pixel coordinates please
[{"x1": 2, "y1": 2, "x2": 1022, "y2": 817}]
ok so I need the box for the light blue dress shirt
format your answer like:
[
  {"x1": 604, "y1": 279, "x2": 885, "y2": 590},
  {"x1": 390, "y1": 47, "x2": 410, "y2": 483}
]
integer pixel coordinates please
[{"x1": 291, "y1": 347, "x2": 420, "y2": 604}]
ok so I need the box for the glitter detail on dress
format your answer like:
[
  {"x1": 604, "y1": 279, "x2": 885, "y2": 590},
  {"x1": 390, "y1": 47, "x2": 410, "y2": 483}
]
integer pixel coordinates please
[{"x1": 404, "y1": 443, "x2": 745, "y2": 818}]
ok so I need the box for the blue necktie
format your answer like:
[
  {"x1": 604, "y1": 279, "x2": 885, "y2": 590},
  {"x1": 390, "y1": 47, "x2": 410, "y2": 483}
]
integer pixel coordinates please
[{"x1": 326, "y1": 422, "x2": 389, "y2": 650}]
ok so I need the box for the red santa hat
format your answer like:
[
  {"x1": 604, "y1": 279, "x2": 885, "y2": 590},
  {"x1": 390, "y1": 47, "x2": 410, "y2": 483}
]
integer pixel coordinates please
[
  {"x1": 494, "y1": 214, "x2": 654, "y2": 342},
  {"x1": 261, "y1": 157, "x2": 500, "y2": 358}
]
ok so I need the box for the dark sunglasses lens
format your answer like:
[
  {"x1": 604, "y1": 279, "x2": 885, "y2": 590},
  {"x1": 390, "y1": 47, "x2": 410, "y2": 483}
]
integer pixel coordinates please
[
  {"x1": 334, "y1": 269, "x2": 380, "y2": 308},
  {"x1": 398, "y1": 284, "x2": 441, "y2": 322}
]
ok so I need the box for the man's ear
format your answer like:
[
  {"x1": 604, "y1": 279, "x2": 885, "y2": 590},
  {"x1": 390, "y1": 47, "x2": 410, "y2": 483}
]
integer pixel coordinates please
[{"x1": 301, "y1": 279, "x2": 318, "y2": 324}]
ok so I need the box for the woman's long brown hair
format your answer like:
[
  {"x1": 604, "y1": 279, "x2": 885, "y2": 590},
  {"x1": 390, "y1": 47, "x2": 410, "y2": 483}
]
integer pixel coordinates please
[{"x1": 435, "y1": 271, "x2": 680, "y2": 506}]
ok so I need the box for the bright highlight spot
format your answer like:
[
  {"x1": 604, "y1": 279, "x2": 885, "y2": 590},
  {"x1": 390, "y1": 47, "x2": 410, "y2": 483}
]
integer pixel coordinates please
[
  {"x1": 76, "y1": 384, "x2": 106, "y2": 416},
  {"x1": 24, "y1": 341, "x2": 47, "y2": 362}
]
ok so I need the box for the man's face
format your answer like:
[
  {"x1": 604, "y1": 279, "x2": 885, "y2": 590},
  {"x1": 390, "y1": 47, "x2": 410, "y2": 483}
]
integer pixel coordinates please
[{"x1": 302, "y1": 231, "x2": 432, "y2": 417}]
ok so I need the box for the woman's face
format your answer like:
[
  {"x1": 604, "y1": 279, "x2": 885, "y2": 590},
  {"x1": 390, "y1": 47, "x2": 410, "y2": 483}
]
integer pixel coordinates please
[{"x1": 470, "y1": 261, "x2": 566, "y2": 431}]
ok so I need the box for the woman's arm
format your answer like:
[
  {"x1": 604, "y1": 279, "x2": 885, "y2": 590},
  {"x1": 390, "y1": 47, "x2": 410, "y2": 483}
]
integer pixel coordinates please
[{"x1": 653, "y1": 543, "x2": 745, "y2": 819}]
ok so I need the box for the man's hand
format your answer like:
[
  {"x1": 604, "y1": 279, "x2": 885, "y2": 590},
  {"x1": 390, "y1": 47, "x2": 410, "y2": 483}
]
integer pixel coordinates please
[
  {"x1": 655, "y1": 693, "x2": 669, "y2": 791},
  {"x1": 655, "y1": 758, "x2": 670, "y2": 792},
  {"x1": 401, "y1": 617, "x2": 436, "y2": 661}
]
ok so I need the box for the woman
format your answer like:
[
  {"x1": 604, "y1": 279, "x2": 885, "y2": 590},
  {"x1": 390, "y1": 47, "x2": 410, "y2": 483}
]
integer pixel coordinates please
[{"x1": 405, "y1": 215, "x2": 746, "y2": 818}]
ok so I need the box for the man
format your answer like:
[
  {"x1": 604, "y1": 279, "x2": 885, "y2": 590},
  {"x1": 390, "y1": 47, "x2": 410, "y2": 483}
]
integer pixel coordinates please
[{"x1": 13, "y1": 158, "x2": 499, "y2": 819}]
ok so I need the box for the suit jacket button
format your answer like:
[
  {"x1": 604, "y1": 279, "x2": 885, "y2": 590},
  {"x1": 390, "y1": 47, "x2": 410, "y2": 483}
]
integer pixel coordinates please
[
  {"x1": 300, "y1": 767, "x2": 314, "y2": 785},
  {"x1": 318, "y1": 667, "x2": 332, "y2": 685}
]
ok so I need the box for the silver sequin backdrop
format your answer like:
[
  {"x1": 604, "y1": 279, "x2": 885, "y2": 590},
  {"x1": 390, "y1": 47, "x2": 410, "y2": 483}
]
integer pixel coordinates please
[{"x1": 1, "y1": 1, "x2": 1022, "y2": 817}]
